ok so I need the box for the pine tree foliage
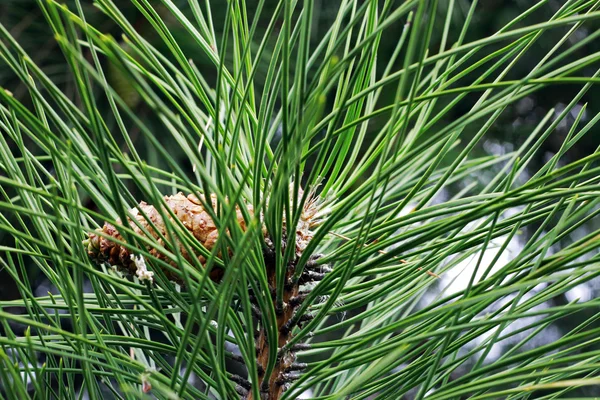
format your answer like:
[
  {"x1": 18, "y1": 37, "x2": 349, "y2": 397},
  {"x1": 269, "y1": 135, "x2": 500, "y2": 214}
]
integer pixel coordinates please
[{"x1": 1, "y1": 0, "x2": 600, "y2": 399}]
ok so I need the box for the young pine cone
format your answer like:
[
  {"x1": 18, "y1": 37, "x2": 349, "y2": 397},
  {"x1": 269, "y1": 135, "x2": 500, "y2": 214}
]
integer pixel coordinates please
[{"x1": 84, "y1": 192, "x2": 259, "y2": 283}]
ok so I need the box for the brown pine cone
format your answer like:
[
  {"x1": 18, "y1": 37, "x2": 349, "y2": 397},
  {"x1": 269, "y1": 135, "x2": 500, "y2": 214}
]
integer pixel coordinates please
[
  {"x1": 84, "y1": 189, "x2": 329, "y2": 398},
  {"x1": 84, "y1": 192, "x2": 257, "y2": 283}
]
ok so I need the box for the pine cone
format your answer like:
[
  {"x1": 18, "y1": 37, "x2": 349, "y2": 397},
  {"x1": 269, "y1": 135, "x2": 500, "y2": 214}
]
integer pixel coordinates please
[
  {"x1": 84, "y1": 192, "x2": 257, "y2": 283},
  {"x1": 84, "y1": 188, "x2": 329, "y2": 398}
]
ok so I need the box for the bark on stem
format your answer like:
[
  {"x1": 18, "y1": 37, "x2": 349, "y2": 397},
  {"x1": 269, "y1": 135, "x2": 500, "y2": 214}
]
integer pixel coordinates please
[{"x1": 251, "y1": 266, "x2": 300, "y2": 400}]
